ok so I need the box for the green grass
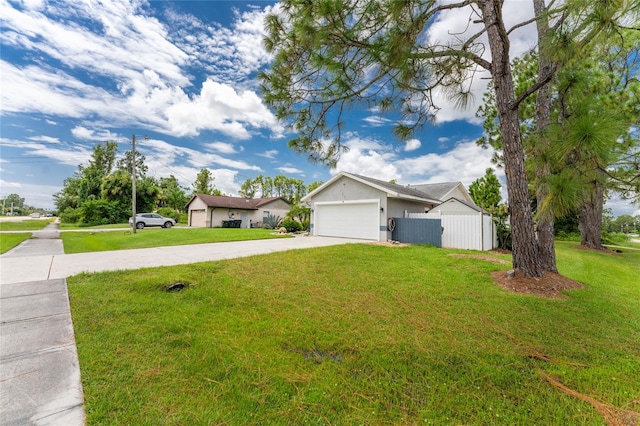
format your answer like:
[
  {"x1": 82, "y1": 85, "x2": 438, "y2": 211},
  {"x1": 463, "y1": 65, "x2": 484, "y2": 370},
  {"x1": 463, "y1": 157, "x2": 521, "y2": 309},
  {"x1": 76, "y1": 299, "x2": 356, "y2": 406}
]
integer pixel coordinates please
[
  {"x1": 0, "y1": 219, "x2": 53, "y2": 231},
  {"x1": 0, "y1": 233, "x2": 31, "y2": 253},
  {"x1": 68, "y1": 243, "x2": 640, "y2": 425},
  {"x1": 61, "y1": 228, "x2": 292, "y2": 253},
  {"x1": 59, "y1": 222, "x2": 132, "y2": 229}
]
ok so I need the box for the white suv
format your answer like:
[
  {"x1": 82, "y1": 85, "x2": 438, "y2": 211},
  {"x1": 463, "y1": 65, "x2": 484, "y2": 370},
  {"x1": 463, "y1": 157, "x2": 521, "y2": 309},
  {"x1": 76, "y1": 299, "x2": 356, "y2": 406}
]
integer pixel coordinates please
[{"x1": 129, "y1": 213, "x2": 176, "y2": 229}]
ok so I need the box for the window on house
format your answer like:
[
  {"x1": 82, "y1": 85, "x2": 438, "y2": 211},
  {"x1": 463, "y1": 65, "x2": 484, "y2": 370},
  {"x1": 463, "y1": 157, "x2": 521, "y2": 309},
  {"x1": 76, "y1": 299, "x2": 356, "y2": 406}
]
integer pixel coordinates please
[{"x1": 263, "y1": 211, "x2": 270, "y2": 219}]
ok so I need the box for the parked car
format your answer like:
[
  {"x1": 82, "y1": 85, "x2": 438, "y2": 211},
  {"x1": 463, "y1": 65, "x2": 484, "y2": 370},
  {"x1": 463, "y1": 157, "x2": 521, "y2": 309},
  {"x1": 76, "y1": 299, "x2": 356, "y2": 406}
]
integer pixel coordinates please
[{"x1": 129, "y1": 213, "x2": 176, "y2": 229}]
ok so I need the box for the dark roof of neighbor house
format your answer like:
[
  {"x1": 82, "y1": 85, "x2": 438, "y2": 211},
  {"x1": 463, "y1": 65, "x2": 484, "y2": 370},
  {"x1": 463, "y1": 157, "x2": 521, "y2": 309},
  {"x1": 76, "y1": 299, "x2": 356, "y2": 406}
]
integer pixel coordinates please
[{"x1": 186, "y1": 194, "x2": 289, "y2": 210}]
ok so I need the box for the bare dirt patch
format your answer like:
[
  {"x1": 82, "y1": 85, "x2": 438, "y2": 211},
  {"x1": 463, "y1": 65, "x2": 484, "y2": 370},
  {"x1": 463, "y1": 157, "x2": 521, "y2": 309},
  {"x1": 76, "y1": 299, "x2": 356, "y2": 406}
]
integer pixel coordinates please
[
  {"x1": 492, "y1": 270, "x2": 585, "y2": 299},
  {"x1": 448, "y1": 253, "x2": 510, "y2": 265},
  {"x1": 367, "y1": 241, "x2": 410, "y2": 247}
]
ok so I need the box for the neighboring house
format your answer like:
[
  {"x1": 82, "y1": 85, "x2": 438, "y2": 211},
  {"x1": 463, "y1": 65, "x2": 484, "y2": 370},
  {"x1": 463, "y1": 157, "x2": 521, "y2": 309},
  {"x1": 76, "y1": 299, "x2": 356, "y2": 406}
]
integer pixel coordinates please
[
  {"x1": 302, "y1": 171, "x2": 496, "y2": 250},
  {"x1": 186, "y1": 194, "x2": 290, "y2": 228}
]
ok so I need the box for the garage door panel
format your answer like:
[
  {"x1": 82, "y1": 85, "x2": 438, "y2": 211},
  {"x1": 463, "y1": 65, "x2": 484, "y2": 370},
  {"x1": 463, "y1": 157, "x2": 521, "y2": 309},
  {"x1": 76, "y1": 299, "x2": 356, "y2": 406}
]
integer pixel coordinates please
[
  {"x1": 315, "y1": 201, "x2": 379, "y2": 240},
  {"x1": 190, "y1": 210, "x2": 206, "y2": 227}
]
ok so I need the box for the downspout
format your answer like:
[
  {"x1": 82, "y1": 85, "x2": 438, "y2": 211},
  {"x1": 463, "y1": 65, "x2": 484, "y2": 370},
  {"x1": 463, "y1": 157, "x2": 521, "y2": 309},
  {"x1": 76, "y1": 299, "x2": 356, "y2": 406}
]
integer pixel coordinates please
[
  {"x1": 480, "y1": 211, "x2": 484, "y2": 251},
  {"x1": 210, "y1": 207, "x2": 215, "y2": 228}
]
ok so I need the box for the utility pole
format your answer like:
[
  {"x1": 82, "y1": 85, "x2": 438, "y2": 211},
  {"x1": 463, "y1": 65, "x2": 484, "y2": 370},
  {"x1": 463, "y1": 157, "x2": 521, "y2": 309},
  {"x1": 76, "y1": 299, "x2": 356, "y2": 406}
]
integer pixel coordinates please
[{"x1": 132, "y1": 134, "x2": 137, "y2": 234}]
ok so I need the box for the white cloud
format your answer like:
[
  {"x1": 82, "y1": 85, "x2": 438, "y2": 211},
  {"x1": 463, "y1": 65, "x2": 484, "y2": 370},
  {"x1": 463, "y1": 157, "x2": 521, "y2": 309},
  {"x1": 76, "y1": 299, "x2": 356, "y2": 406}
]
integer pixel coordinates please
[
  {"x1": 28, "y1": 135, "x2": 61, "y2": 144},
  {"x1": 404, "y1": 138, "x2": 421, "y2": 152},
  {"x1": 332, "y1": 134, "x2": 399, "y2": 182},
  {"x1": 0, "y1": 137, "x2": 92, "y2": 167},
  {"x1": 330, "y1": 134, "x2": 503, "y2": 197},
  {"x1": 164, "y1": 79, "x2": 283, "y2": 138},
  {"x1": 605, "y1": 194, "x2": 640, "y2": 217},
  {"x1": 277, "y1": 166, "x2": 304, "y2": 175},
  {"x1": 396, "y1": 141, "x2": 499, "y2": 188},
  {"x1": 258, "y1": 149, "x2": 279, "y2": 159},
  {"x1": 71, "y1": 126, "x2": 120, "y2": 141},
  {"x1": 423, "y1": 1, "x2": 540, "y2": 124},
  {"x1": 204, "y1": 142, "x2": 242, "y2": 155},
  {"x1": 363, "y1": 115, "x2": 392, "y2": 127},
  {"x1": 0, "y1": 1, "x2": 284, "y2": 140},
  {"x1": 138, "y1": 138, "x2": 261, "y2": 174},
  {"x1": 167, "y1": 4, "x2": 277, "y2": 87}
]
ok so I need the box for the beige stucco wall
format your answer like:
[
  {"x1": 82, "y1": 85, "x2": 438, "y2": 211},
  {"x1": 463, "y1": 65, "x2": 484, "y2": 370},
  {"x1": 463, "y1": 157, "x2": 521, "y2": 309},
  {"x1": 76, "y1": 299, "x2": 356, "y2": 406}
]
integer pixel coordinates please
[{"x1": 253, "y1": 199, "x2": 291, "y2": 226}]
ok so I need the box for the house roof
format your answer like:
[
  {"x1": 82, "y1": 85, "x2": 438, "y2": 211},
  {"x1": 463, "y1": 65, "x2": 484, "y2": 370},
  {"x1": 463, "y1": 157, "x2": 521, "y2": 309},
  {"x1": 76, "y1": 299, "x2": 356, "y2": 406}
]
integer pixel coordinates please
[
  {"x1": 438, "y1": 197, "x2": 490, "y2": 214},
  {"x1": 186, "y1": 194, "x2": 289, "y2": 210},
  {"x1": 301, "y1": 171, "x2": 454, "y2": 204},
  {"x1": 408, "y1": 182, "x2": 463, "y2": 201}
]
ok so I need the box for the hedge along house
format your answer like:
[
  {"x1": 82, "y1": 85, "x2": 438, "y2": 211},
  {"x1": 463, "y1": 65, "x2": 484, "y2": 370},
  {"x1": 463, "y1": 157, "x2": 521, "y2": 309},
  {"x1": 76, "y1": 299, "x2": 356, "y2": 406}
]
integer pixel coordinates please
[
  {"x1": 186, "y1": 194, "x2": 290, "y2": 228},
  {"x1": 301, "y1": 171, "x2": 497, "y2": 250}
]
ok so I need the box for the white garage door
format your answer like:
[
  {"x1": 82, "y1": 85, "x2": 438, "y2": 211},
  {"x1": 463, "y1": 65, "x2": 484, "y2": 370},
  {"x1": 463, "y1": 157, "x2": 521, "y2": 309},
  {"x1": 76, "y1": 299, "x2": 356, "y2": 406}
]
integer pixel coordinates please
[{"x1": 315, "y1": 201, "x2": 380, "y2": 240}]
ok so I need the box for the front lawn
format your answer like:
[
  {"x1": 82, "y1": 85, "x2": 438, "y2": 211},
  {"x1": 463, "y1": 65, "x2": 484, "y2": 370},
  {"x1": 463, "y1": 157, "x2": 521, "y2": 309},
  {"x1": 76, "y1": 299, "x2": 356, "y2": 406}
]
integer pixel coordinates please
[
  {"x1": 59, "y1": 222, "x2": 131, "y2": 229},
  {"x1": 61, "y1": 227, "x2": 292, "y2": 253},
  {"x1": 68, "y1": 242, "x2": 640, "y2": 425},
  {"x1": 0, "y1": 233, "x2": 31, "y2": 254},
  {"x1": 0, "y1": 219, "x2": 53, "y2": 231}
]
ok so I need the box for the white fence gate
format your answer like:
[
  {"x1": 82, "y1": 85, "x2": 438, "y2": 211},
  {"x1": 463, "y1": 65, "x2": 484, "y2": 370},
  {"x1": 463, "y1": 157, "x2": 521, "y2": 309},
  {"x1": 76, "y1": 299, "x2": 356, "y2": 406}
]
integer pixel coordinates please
[{"x1": 407, "y1": 211, "x2": 497, "y2": 251}]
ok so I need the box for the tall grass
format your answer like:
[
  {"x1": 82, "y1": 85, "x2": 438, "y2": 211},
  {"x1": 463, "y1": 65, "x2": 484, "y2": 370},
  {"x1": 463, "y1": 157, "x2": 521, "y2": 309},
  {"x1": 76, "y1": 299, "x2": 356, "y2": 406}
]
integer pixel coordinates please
[{"x1": 68, "y1": 243, "x2": 640, "y2": 425}]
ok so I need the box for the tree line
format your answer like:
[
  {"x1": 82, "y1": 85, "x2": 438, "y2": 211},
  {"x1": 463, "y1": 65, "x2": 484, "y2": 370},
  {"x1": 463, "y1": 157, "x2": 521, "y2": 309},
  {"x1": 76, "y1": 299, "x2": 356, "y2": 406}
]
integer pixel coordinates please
[{"x1": 52, "y1": 141, "x2": 322, "y2": 226}]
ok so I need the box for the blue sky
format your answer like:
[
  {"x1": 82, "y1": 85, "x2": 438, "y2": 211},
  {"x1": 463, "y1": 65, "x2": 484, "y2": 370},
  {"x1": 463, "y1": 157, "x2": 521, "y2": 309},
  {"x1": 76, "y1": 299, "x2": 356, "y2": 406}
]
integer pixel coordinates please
[{"x1": 1, "y1": 0, "x2": 637, "y2": 216}]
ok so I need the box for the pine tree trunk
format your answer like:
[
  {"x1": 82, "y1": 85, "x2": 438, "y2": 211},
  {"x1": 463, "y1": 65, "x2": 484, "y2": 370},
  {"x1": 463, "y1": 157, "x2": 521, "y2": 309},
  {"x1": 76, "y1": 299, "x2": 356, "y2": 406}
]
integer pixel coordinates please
[
  {"x1": 533, "y1": 0, "x2": 558, "y2": 273},
  {"x1": 578, "y1": 183, "x2": 604, "y2": 249},
  {"x1": 480, "y1": 0, "x2": 544, "y2": 277}
]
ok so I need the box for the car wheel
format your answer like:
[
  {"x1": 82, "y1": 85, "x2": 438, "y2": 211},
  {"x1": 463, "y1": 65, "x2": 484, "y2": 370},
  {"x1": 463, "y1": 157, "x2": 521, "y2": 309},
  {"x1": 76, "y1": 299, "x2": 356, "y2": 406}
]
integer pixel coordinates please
[
  {"x1": 164, "y1": 222, "x2": 173, "y2": 228},
  {"x1": 136, "y1": 222, "x2": 145, "y2": 229}
]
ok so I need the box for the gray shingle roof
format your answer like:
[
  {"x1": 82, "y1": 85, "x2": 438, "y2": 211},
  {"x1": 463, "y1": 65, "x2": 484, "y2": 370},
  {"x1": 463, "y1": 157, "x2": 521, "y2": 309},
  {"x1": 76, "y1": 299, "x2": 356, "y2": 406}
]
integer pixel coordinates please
[
  {"x1": 408, "y1": 182, "x2": 461, "y2": 200},
  {"x1": 346, "y1": 173, "x2": 459, "y2": 201}
]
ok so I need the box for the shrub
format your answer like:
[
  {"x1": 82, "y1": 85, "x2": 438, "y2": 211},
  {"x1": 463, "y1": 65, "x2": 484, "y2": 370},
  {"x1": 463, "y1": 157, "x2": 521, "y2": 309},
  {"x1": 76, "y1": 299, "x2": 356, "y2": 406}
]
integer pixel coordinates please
[
  {"x1": 262, "y1": 214, "x2": 282, "y2": 229},
  {"x1": 157, "y1": 207, "x2": 179, "y2": 222},
  {"x1": 177, "y1": 213, "x2": 188, "y2": 224},
  {"x1": 59, "y1": 207, "x2": 81, "y2": 224},
  {"x1": 301, "y1": 220, "x2": 310, "y2": 231},
  {"x1": 282, "y1": 219, "x2": 302, "y2": 233},
  {"x1": 78, "y1": 199, "x2": 128, "y2": 225}
]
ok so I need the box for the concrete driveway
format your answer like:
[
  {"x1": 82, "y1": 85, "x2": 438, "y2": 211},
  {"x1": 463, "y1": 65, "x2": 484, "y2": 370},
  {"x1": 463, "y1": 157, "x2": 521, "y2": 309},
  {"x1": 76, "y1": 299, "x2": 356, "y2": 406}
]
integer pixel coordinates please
[{"x1": 0, "y1": 235, "x2": 363, "y2": 285}]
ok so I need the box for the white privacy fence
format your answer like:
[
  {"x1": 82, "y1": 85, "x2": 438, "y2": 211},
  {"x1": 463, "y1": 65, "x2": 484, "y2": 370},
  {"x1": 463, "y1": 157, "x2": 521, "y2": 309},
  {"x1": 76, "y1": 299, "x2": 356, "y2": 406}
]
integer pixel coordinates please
[{"x1": 407, "y1": 211, "x2": 497, "y2": 251}]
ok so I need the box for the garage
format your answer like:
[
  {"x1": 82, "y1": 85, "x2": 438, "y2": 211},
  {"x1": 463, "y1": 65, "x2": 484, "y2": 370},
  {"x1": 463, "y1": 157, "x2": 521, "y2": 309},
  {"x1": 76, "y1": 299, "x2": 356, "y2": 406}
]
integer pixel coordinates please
[
  {"x1": 314, "y1": 200, "x2": 380, "y2": 240},
  {"x1": 189, "y1": 209, "x2": 206, "y2": 227}
]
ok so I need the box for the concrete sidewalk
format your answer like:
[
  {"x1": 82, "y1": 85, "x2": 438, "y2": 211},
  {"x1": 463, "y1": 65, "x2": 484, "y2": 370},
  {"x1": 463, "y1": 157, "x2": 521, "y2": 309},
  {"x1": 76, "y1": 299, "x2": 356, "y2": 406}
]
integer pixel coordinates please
[
  {"x1": 0, "y1": 231, "x2": 361, "y2": 425},
  {"x1": 1, "y1": 279, "x2": 85, "y2": 425}
]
